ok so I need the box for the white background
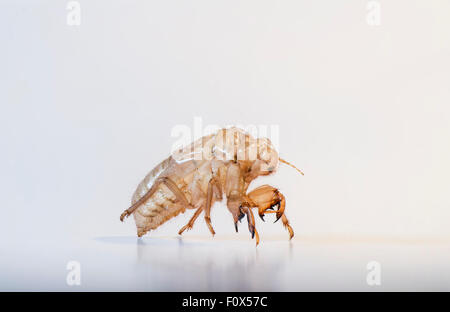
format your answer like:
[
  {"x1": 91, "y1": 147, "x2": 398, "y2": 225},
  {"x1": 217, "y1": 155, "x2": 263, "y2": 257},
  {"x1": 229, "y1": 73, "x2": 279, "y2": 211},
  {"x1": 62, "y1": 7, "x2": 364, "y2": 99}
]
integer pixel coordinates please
[{"x1": 1, "y1": 0, "x2": 450, "y2": 291}]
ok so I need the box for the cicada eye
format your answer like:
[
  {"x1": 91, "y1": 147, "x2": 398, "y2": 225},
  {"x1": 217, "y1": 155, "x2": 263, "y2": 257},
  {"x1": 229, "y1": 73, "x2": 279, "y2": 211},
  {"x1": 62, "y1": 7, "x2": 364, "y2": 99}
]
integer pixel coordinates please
[{"x1": 259, "y1": 148, "x2": 270, "y2": 162}]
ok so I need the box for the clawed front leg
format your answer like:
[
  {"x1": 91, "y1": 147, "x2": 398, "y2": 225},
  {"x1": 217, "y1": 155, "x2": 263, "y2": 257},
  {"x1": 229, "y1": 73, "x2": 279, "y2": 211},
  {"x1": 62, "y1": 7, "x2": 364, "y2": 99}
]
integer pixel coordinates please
[
  {"x1": 247, "y1": 185, "x2": 294, "y2": 240},
  {"x1": 224, "y1": 163, "x2": 292, "y2": 245}
]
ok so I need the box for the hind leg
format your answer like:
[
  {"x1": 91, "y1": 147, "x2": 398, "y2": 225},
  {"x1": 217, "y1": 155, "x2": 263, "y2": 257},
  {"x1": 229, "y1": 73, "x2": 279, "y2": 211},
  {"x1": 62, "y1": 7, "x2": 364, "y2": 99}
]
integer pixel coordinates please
[
  {"x1": 120, "y1": 177, "x2": 192, "y2": 222},
  {"x1": 120, "y1": 178, "x2": 164, "y2": 221},
  {"x1": 245, "y1": 185, "x2": 294, "y2": 239}
]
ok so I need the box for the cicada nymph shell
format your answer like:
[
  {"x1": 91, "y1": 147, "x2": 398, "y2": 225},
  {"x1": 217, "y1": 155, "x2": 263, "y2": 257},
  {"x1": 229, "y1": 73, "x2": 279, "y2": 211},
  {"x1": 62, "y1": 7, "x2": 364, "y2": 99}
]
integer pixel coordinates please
[{"x1": 120, "y1": 127, "x2": 304, "y2": 244}]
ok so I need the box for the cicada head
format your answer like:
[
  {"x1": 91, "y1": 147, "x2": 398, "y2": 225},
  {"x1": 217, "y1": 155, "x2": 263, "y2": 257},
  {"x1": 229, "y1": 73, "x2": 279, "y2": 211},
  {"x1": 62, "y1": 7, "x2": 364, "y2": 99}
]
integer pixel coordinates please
[{"x1": 255, "y1": 137, "x2": 279, "y2": 176}]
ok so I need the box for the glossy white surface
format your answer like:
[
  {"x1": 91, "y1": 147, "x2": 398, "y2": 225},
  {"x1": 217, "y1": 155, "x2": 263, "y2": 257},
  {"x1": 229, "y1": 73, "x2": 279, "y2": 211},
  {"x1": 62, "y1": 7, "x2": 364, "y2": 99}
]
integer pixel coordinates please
[{"x1": 2, "y1": 235, "x2": 450, "y2": 291}]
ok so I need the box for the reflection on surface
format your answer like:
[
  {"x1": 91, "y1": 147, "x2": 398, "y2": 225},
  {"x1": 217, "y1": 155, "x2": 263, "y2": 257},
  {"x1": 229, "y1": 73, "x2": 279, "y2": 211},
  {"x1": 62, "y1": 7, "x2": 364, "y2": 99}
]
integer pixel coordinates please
[
  {"x1": 133, "y1": 237, "x2": 288, "y2": 291},
  {"x1": 95, "y1": 236, "x2": 292, "y2": 291},
  {"x1": 3, "y1": 236, "x2": 450, "y2": 291}
]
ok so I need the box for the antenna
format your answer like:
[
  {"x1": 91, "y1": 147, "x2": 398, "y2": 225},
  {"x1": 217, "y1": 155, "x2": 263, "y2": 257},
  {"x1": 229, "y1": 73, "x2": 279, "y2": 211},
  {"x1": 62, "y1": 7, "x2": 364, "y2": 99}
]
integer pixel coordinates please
[{"x1": 279, "y1": 158, "x2": 304, "y2": 176}]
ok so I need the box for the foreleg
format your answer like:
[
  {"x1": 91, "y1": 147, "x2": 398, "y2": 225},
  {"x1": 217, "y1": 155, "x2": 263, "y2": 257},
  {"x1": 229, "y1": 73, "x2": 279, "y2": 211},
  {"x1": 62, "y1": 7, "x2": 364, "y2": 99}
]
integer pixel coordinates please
[{"x1": 246, "y1": 185, "x2": 294, "y2": 240}]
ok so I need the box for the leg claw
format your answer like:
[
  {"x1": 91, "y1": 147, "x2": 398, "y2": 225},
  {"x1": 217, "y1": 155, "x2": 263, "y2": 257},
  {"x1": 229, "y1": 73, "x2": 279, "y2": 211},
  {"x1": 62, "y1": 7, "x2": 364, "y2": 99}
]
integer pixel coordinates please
[
  {"x1": 120, "y1": 211, "x2": 129, "y2": 222},
  {"x1": 274, "y1": 214, "x2": 281, "y2": 223}
]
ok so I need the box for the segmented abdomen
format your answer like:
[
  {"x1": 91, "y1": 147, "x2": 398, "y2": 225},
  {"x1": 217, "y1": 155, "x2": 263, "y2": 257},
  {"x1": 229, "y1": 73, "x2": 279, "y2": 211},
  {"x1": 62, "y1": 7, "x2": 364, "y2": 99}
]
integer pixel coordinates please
[
  {"x1": 131, "y1": 156, "x2": 207, "y2": 236},
  {"x1": 131, "y1": 157, "x2": 183, "y2": 236}
]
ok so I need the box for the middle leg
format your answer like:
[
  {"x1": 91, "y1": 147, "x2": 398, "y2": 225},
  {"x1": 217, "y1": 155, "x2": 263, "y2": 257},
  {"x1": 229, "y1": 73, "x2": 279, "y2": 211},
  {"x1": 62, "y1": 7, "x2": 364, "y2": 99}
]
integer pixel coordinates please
[
  {"x1": 178, "y1": 206, "x2": 203, "y2": 235},
  {"x1": 204, "y1": 178, "x2": 221, "y2": 236},
  {"x1": 239, "y1": 203, "x2": 260, "y2": 245}
]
